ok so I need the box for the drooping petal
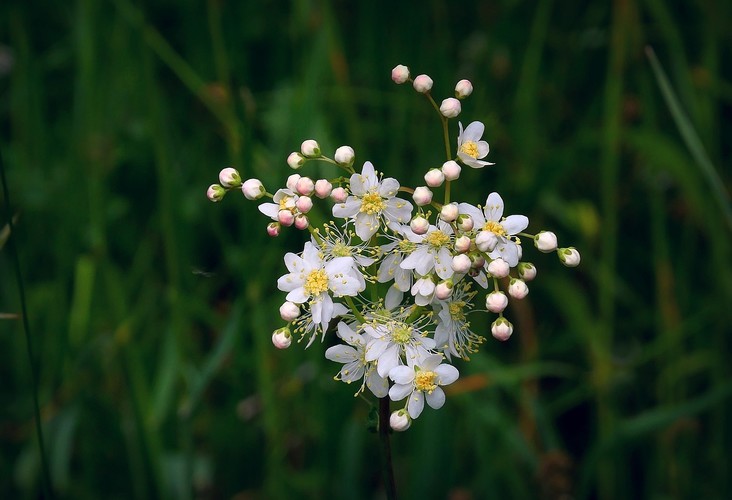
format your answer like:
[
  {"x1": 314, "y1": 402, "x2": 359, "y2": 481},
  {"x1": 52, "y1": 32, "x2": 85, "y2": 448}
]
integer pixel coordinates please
[
  {"x1": 407, "y1": 390, "x2": 425, "y2": 419},
  {"x1": 286, "y1": 287, "x2": 308, "y2": 303},
  {"x1": 367, "y1": 369, "x2": 389, "y2": 398},
  {"x1": 435, "y1": 364, "x2": 460, "y2": 385},
  {"x1": 483, "y1": 192, "x2": 504, "y2": 222},
  {"x1": 425, "y1": 387, "x2": 446, "y2": 410},
  {"x1": 319, "y1": 294, "x2": 334, "y2": 327},
  {"x1": 377, "y1": 253, "x2": 400, "y2": 283},
  {"x1": 501, "y1": 214, "x2": 529, "y2": 235},
  {"x1": 385, "y1": 285, "x2": 404, "y2": 310},
  {"x1": 311, "y1": 299, "x2": 322, "y2": 325},
  {"x1": 394, "y1": 268, "x2": 411, "y2": 292},
  {"x1": 434, "y1": 247, "x2": 454, "y2": 280},
  {"x1": 376, "y1": 344, "x2": 401, "y2": 378}
]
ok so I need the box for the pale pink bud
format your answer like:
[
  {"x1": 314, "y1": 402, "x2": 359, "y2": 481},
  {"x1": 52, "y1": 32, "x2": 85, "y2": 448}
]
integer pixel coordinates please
[
  {"x1": 413, "y1": 74, "x2": 433, "y2": 93},
  {"x1": 451, "y1": 254, "x2": 472, "y2": 273},
  {"x1": 295, "y1": 176, "x2": 315, "y2": 196},
  {"x1": 294, "y1": 214, "x2": 309, "y2": 230},
  {"x1": 491, "y1": 318, "x2": 513, "y2": 341},
  {"x1": 300, "y1": 139, "x2": 320, "y2": 157},
  {"x1": 241, "y1": 178, "x2": 265, "y2": 200},
  {"x1": 410, "y1": 216, "x2": 430, "y2": 235},
  {"x1": 455, "y1": 79, "x2": 473, "y2": 99},
  {"x1": 534, "y1": 231, "x2": 558, "y2": 252},
  {"x1": 558, "y1": 247, "x2": 581, "y2": 267},
  {"x1": 454, "y1": 235, "x2": 471, "y2": 253},
  {"x1": 424, "y1": 168, "x2": 445, "y2": 188},
  {"x1": 487, "y1": 257, "x2": 510, "y2": 278},
  {"x1": 471, "y1": 254, "x2": 486, "y2": 269},
  {"x1": 412, "y1": 186, "x2": 433, "y2": 206},
  {"x1": 278, "y1": 210, "x2": 295, "y2": 226},
  {"x1": 440, "y1": 203, "x2": 459, "y2": 222},
  {"x1": 207, "y1": 184, "x2": 225, "y2": 202},
  {"x1": 457, "y1": 214, "x2": 474, "y2": 232},
  {"x1": 508, "y1": 279, "x2": 529, "y2": 299},
  {"x1": 286, "y1": 174, "x2": 301, "y2": 191},
  {"x1": 295, "y1": 196, "x2": 313, "y2": 213},
  {"x1": 518, "y1": 262, "x2": 537, "y2": 281},
  {"x1": 485, "y1": 291, "x2": 508, "y2": 313},
  {"x1": 476, "y1": 230, "x2": 498, "y2": 252},
  {"x1": 272, "y1": 328, "x2": 292, "y2": 349},
  {"x1": 279, "y1": 301, "x2": 301, "y2": 321},
  {"x1": 391, "y1": 65, "x2": 410, "y2": 85},
  {"x1": 441, "y1": 160, "x2": 461, "y2": 181},
  {"x1": 334, "y1": 145, "x2": 355, "y2": 166},
  {"x1": 314, "y1": 179, "x2": 333, "y2": 198},
  {"x1": 439, "y1": 97, "x2": 461, "y2": 118},
  {"x1": 287, "y1": 152, "x2": 305, "y2": 169},
  {"x1": 331, "y1": 187, "x2": 348, "y2": 203},
  {"x1": 389, "y1": 409, "x2": 411, "y2": 431},
  {"x1": 435, "y1": 280, "x2": 454, "y2": 300},
  {"x1": 267, "y1": 222, "x2": 281, "y2": 237},
  {"x1": 218, "y1": 167, "x2": 241, "y2": 187}
]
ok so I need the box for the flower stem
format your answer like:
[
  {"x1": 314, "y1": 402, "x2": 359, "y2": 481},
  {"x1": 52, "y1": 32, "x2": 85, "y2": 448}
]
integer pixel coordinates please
[
  {"x1": 379, "y1": 396, "x2": 397, "y2": 500},
  {"x1": 344, "y1": 295, "x2": 366, "y2": 324}
]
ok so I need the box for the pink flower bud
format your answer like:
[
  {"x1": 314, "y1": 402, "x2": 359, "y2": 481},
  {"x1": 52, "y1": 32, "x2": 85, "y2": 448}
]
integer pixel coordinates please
[
  {"x1": 207, "y1": 184, "x2": 225, "y2": 202},
  {"x1": 518, "y1": 262, "x2": 537, "y2": 281},
  {"x1": 487, "y1": 257, "x2": 510, "y2": 278},
  {"x1": 455, "y1": 79, "x2": 473, "y2": 99},
  {"x1": 471, "y1": 254, "x2": 486, "y2": 269},
  {"x1": 331, "y1": 187, "x2": 348, "y2": 203},
  {"x1": 457, "y1": 214, "x2": 474, "y2": 232},
  {"x1": 440, "y1": 203, "x2": 459, "y2": 222},
  {"x1": 413, "y1": 74, "x2": 433, "y2": 93},
  {"x1": 439, "y1": 97, "x2": 461, "y2": 118},
  {"x1": 294, "y1": 214, "x2": 309, "y2": 230},
  {"x1": 287, "y1": 152, "x2": 305, "y2": 169},
  {"x1": 441, "y1": 160, "x2": 461, "y2": 181},
  {"x1": 241, "y1": 178, "x2": 265, "y2": 200},
  {"x1": 491, "y1": 318, "x2": 513, "y2": 341},
  {"x1": 295, "y1": 176, "x2": 315, "y2": 196},
  {"x1": 286, "y1": 174, "x2": 301, "y2": 191},
  {"x1": 508, "y1": 279, "x2": 529, "y2": 299},
  {"x1": 451, "y1": 254, "x2": 472, "y2": 273},
  {"x1": 410, "y1": 216, "x2": 430, "y2": 235},
  {"x1": 424, "y1": 168, "x2": 445, "y2": 188},
  {"x1": 300, "y1": 139, "x2": 320, "y2": 157},
  {"x1": 278, "y1": 209, "x2": 295, "y2": 226},
  {"x1": 334, "y1": 145, "x2": 355, "y2": 166},
  {"x1": 435, "y1": 280, "x2": 454, "y2": 300},
  {"x1": 295, "y1": 196, "x2": 313, "y2": 213},
  {"x1": 267, "y1": 222, "x2": 281, "y2": 237},
  {"x1": 218, "y1": 167, "x2": 241, "y2": 187},
  {"x1": 391, "y1": 65, "x2": 410, "y2": 84},
  {"x1": 314, "y1": 179, "x2": 333, "y2": 198},
  {"x1": 279, "y1": 301, "x2": 300, "y2": 321},
  {"x1": 476, "y1": 230, "x2": 498, "y2": 252},
  {"x1": 454, "y1": 235, "x2": 471, "y2": 253},
  {"x1": 485, "y1": 291, "x2": 508, "y2": 313},
  {"x1": 272, "y1": 328, "x2": 292, "y2": 349},
  {"x1": 412, "y1": 186, "x2": 433, "y2": 206}
]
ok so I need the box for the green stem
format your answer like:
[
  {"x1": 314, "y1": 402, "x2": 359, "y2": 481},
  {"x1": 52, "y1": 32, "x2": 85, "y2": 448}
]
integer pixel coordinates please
[{"x1": 344, "y1": 296, "x2": 366, "y2": 324}]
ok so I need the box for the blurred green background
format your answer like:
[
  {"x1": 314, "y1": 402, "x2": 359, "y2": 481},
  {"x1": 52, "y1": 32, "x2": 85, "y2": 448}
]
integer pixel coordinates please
[{"x1": 2, "y1": 0, "x2": 731, "y2": 498}]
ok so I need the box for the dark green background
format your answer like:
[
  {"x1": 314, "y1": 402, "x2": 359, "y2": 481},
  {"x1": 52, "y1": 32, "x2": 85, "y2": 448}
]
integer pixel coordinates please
[{"x1": 2, "y1": 0, "x2": 731, "y2": 498}]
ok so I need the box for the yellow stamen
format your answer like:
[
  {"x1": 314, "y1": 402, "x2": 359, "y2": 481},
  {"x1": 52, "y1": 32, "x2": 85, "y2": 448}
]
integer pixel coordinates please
[
  {"x1": 483, "y1": 220, "x2": 506, "y2": 237},
  {"x1": 303, "y1": 269, "x2": 329, "y2": 296},
  {"x1": 425, "y1": 230, "x2": 450, "y2": 248},
  {"x1": 415, "y1": 370, "x2": 438, "y2": 393},
  {"x1": 460, "y1": 141, "x2": 479, "y2": 158},
  {"x1": 360, "y1": 191, "x2": 386, "y2": 215}
]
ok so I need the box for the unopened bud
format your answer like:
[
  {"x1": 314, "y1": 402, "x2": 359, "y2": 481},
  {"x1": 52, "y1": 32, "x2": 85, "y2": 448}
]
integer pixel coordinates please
[
  {"x1": 391, "y1": 65, "x2": 410, "y2": 85},
  {"x1": 518, "y1": 262, "x2": 537, "y2": 281},
  {"x1": 331, "y1": 187, "x2": 348, "y2": 203},
  {"x1": 435, "y1": 280, "x2": 454, "y2": 300},
  {"x1": 451, "y1": 254, "x2": 472, "y2": 274},
  {"x1": 218, "y1": 167, "x2": 241, "y2": 188},
  {"x1": 207, "y1": 184, "x2": 225, "y2": 202},
  {"x1": 413, "y1": 74, "x2": 433, "y2": 93},
  {"x1": 410, "y1": 216, "x2": 430, "y2": 235},
  {"x1": 412, "y1": 186, "x2": 433, "y2": 206},
  {"x1": 457, "y1": 214, "x2": 474, "y2": 232},
  {"x1": 441, "y1": 160, "x2": 461, "y2": 181},
  {"x1": 241, "y1": 178, "x2": 265, "y2": 200},
  {"x1": 334, "y1": 146, "x2": 355, "y2": 166},
  {"x1": 454, "y1": 235, "x2": 471, "y2": 253},
  {"x1": 267, "y1": 222, "x2": 281, "y2": 237},
  {"x1": 279, "y1": 301, "x2": 300, "y2": 321},
  {"x1": 390, "y1": 409, "x2": 411, "y2": 431},
  {"x1": 295, "y1": 176, "x2": 315, "y2": 196},
  {"x1": 286, "y1": 174, "x2": 301, "y2": 191},
  {"x1": 487, "y1": 257, "x2": 510, "y2": 278},
  {"x1": 295, "y1": 196, "x2": 313, "y2": 213},
  {"x1": 439, "y1": 97, "x2": 461, "y2": 118},
  {"x1": 300, "y1": 139, "x2": 321, "y2": 157},
  {"x1": 294, "y1": 214, "x2": 309, "y2": 230},
  {"x1": 558, "y1": 247, "x2": 581, "y2": 267},
  {"x1": 508, "y1": 279, "x2": 529, "y2": 299},
  {"x1": 272, "y1": 328, "x2": 292, "y2": 349},
  {"x1": 485, "y1": 291, "x2": 508, "y2": 313},
  {"x1": 424, "y1": 168, "x2": 445, "y2": 188},
  {"x1": 471, "y1": 254, "x2": 486, "y2": 269},
  {"x1": 476, "y1": 230, "x2": 498, "y2": 252},
  {"x1": 314, "y1": 179, "x2": 333, "y2": 198},
  {"x1": 534, "y1": 231, "x2": 558, "y2": 253},
  {"x1": 287, "y1": 152, "x2": 305, "y2": 169},
  {"x1": 440, "y1": 203, "x2": 459, "y2": 222},
  {"x1": 455, "y1": 79, "x2": 473, "y2": 99},
  {"x1": 278, "y1": 209, "x2": 295, "y2": 226},
  {"x1": 491, "y1": 317, "x2": 513, "y2": 341}
]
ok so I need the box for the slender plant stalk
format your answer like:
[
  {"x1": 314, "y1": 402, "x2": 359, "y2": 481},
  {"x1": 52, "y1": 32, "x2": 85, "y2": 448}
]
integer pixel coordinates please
[
  {"x1": 379, "y1": 396, "x2": 397, "y2": 499},
  {"x1": 0, "y1": 146, "x2": 54, "y2": 499}
]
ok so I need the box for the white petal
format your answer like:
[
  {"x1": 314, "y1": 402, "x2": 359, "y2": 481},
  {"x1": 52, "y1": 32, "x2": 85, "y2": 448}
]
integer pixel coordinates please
[
  {"x1": 425, "y1": 387, "x2": 446, "y2": 410},
  {"x1": 463, "y1": 121, "x2": 484, "y2": 141},
  {"x1": 389, "y1": 365, "x2": 415, "y2": 384},
  {"x1": 476, "y1": 141, "x2": 490, "y2": 159},
  {"x1": 354, "y1": 213, "x2": 379, "y2": 241},
  {"x1": 434, "y1": 247, "x2": 454, "y2": 280},
  {"x1": 389, "y1": 384, "x2": 413, "y2": 402},
  {"x1": 332, "y1": 197, "x2": 361, "y2": 218},
  {"x1": 483, "y1": 192, "x2": 504, "y2": 222},
  {"x1": 284, "y1": 252, "x2": 304, "y2": 273},
  {"x1": 376, "y1": 344, "x2": 400, "y2": 378},
  {"x1": 420, "y1": 354, "x2": 444, "y2": 371},
  {"x1": 367, "y1": 370, "x2": 389, "y2": 398},
  {"x1": 435, "y1": 364, "x2": 459, "y2": 385},
  {"x1": 379, "y1": 177, "x2": 400, "y2": 198},
  {"x1": 286, "y1": 287, "x2": 308, "y2": 303},
  {"x1": 385, "y1": 285, "x2": 403, "y2": 310},
  {"x1": 377, "y1": 253, "x2": 400, "y2": 283},
  {"x1": 407, "y1": 390, "x2": 425, "y2": 419},
  {"x1": 394, "y1": 268, "x2": 411, "y2": 292},
  {"x1": 258, "y1": 203, "x2": 279, "y2": 219},
  {"x1": 337, "y1": 321, "x2": 360, "y2": 344},
  {"x1": 360, "y1": 161, "x2": 378, "y2": 189},
  {"x1": 320, "y1": 294, "x2": 334, "y2": 327},
  {"x1": 325, "y1": 344, "x2": 358, "y2": 363},
  {"x1": 365, "y1": 338, "x2": 389, "y2": 362},
  {"x1": 325, "y1": 256, "x2": 356, "y2": 276},
  {"x1": 490, "y1": 241, "x2": 519, "y2": 267},
  {"x1": 384, "y1": 198, "x2": 413, "y2": 224},
  {"x1": 277, "y1": 273, "x2": 304, "y2": 292},
  {"x1": 501, "y1": 214, "x2": 529, "y2": 235},
  {"x1": 302, "y1": 242, "x2": 321, "y2": 266},
  {"x1": 340, "y1": 361, "x2": 364, "y2": 383},
  {"x1": 311, "y1": 299, "x2": 322, "y2": 325},
  {"x1": 458, "y1": 202, "x2": 485, "y2": 227},
  {"x1": 400, "y1": 246, "x2": 427, "y2": 271}
]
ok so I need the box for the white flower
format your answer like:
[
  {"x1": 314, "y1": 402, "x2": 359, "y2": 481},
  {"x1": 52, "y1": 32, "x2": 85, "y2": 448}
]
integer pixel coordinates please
[
  {"x1": 276, "y1": 242, "x2": 363, "y2": 332},
  {"x1": 456, "y1": 121, "x2": 494, "y2": 168},
  {"x1": 325, "y1": 322, "x2": 388, "y2": 397},
  {"x1": 400, "y1": 221, "x2": 455, "y2": 281},
  {"x1": 377, "y1": 232, "x2": 418, "y2": 293},
  {"x1": 433, "y1": 284, "x2": 483, "y2": 359},
  {"x1": 316, "y1": 223, "x2": 375, "y2": 291},
  {"x1": 388, "y1": 354, "x2": 459, "y2": 419},
  {"x1": 258, "y1": 188, "x2": 299, "y2": 221},
  {"x1": 364, "y1": 317, "x2": 436, "y2": 378},
  {"x1": 459, "y1": 192, "x2": 528, "y2": 267},
  {"x1": 332, "y1": 161, "x2": 413, "y2": 241}
]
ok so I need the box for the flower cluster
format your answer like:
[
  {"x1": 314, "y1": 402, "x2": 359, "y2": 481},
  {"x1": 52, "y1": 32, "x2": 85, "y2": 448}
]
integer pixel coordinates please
[{"x1": 207, "y1": 64, "x2": 580, "y2": 431}]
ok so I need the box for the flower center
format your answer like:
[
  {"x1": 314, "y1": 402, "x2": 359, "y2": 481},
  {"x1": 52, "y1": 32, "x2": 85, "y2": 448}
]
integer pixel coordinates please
[
  {"x1": 360, "y1": 191, "x2": 386, "y2": 215},
  {"x1": 398, "y1": 240, "x2": 416, "y2": 253},
  {"x1": 414, "y1": 370, "x2": 438, "y2": 393},
  {"x1": 460, "y1": 141, "x2": 479, "y2": 159},
  {"x1": 392, "y1": 324, "x2": 412, "y2": 344},
  {"x1": 331, "y1": 242, "x2": 352, "y2": 257},
  {"x1": 483, "y1": 220, "x2": 506, "y2": 237},
  {"x1": 448, "y1": 301, "x2": 466, "y2": 321},
  {"x1": 425, "y1": 230, "x2": 450, "y2": 248},
  {"x1": 278, "y1": 196, "x2": 295, "y2": 211},
  {"x1": 303, "y1": 269, "x2": 329, "y2": 296}
]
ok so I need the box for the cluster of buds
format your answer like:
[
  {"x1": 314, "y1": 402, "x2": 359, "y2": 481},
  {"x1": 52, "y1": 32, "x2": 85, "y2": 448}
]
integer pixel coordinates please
[{"x1": 207, "y1": 64, "x2": 580, "y2": 431}]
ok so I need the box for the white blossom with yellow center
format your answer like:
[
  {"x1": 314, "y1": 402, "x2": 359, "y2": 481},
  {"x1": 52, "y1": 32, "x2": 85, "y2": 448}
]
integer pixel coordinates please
[
  {"x1": 458, "y1": 192, "x2": 528, "y2": 267},
  {"x1": 400, "y1": 221, "x2": 455, "y2": 282},
  {"x1": 277, "y1": 242, "x2": 363, "y2": 332},
  {"x1": 434, "y1": 285, "x2": 484, "y2": 360},
  {"x1": 325, "y1": 322, "x2": 388, "y2": 397},
  {"x1": 456, "y1": 121, "x2": 494, "y2": 168},
  {"x1": 258, "y1": 188, "x2": 299, "y2": 220},
  {"x1": 388, "y1": 354, "x2": 459, "y2": 419},
  {"x1": 364, "y1": 319, "x2": 436, "y2": 378},
  {"x1": 332, "y1": 161, "x2": 414, "y2": 241}
]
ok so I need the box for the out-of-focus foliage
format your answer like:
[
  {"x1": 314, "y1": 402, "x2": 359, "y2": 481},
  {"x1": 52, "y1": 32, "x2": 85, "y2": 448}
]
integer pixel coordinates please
[{"x1": 1, "y1": 0, "x2": 731, "y2": 498}]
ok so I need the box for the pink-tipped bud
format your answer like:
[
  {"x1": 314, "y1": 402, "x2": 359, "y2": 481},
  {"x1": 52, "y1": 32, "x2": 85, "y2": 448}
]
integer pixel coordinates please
[
  {"x1": 272, "y1": 328, "x2": 292, "y2": 349},
  {"x1": 314, "y1": 179, "x2": 333, "y2": 199},
  {"x1": 207, "y1": 184, "x2": 225, "y2": 202},
  {"x1": 451, "y1": 254, "x2": 472, "y2": 274},
  {"x1": 286, "y1": 174, "x2": 301, "y2": 191},
  {"x1": 518, "y1": 262, "x2": 537, "y2": 281},
  {"x1": 441, "y1": 160, "x2": 461, "y2": 181},
  {"x1": 334, "y1": 145, "x2": 355, "y2": 166},
  {"x1": 455, "y1": 79, "x2": 473, "y2": 99},
  {"x1": 487, "y1": 257, "x2": 510, "y2": 278},
  {"x1": 300, "y1": 139, "x2": 320, "y2": 157},
  {"x1": 454, "y1": 235, "x2": 471, "y2": 253},
  {"x1": 508, "y1": 279, "x2": 529, "y2": 299},
  {"x1": 390, "y1": 409, "x2": 411, "y2": 431},
  {"x1": 218, "y1": 167, "x2": 241, "y2": 188},
  {"x1": 412, "y1": 186, "x2": 433, "y2": 206},
  {"x1": 295, "y1": 176, "x2": 315, "y2": 196},
  {"x1": 439, "y1": 97, "x2": 461, "y2": 118},
  {"x1": 424, "y1": 168, "x2": 445, "y2": 188},
  {"x1": 457, "y1": 214, "x2": 474, "y2": 232},
  {"x1": 558, "y1": 247, "x2": 581, "y2": 267},
  {"x1": 241, "y1": 178, "x2": 265, "y2": 200},
  {"x1": 476, "y1": 230, "x2": 498, "y2": 252},
  {"x1": 287, "y1": 152, "x2": 305, "y2": 169},
  {"x1": 491, "y1": 317, "x2": 513, "y2": 341},
  {"x1": 534, "y1": 231, "x2": 558, "y2": 253},
  {"x1": 331, "y1": 187, "x2": 348, "y2": 203},
  {"x1": 267, "y1": 222, "x2": 281, "y2": 237},
  {"x1": 295, "y1": 196, "x2": 313, "y2": 213},
  {"x1": 279, "y1": 301, "x2": 301, "y2": 321},
  {"x1": 278, "y1": 210, "x2": 295, "y2": 226},
  {"x1": 294, "y1": 214, "x2": 309, "y2": 230},
  {"x1": 435, "y1": 280, "x2": 454, "y2": 300},
  {"x1": 410, "y1": 216, "x2": 430, "y2": 235},
  {"x1": 413, "y1": 74, "x2": 433, "y2": 93},
  {"x1": 440, "y1": 203, "x2": 459, "y2": 223},
  {"x1": 391, "y1": 65, "x2": 410, "y2": 84},
  {"x1": 486, "y1": 291, "x2": 508, "y2": 313}
]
